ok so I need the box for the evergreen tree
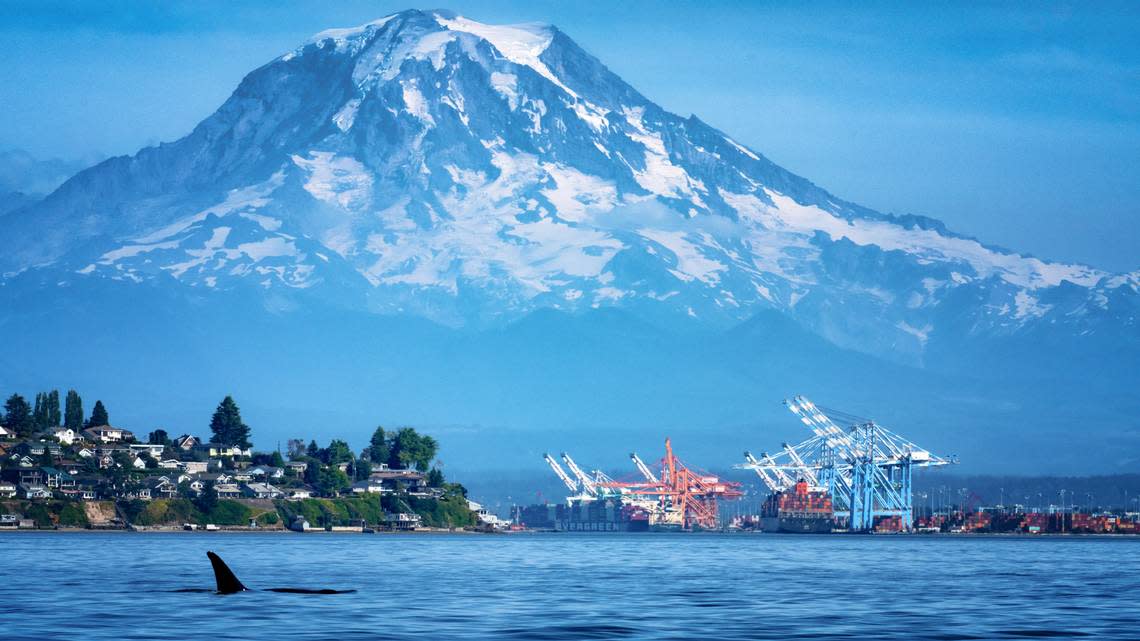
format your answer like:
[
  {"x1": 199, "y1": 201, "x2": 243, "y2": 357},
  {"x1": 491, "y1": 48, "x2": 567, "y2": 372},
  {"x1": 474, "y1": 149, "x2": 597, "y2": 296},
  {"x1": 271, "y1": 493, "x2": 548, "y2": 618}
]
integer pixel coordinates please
[
  {"x1": 87, "y1": 400, "x2": 109, "y2": 427},
  {"x1": 306, "y1": 440, "x2": 320, "y2": 458},
  {"x1": 33, "y1": 392, "x2": 55, "y2": 431},
  {"x1": 354, "y1": 458, "x2": 372, "y2": 481},
  {"x1": 368, "y1": 426, "x2": 388, "y2": 462},
  {"x1": 47, "y1": 390, "x2": 61, "y2": 427},
  {"x1": 208, "y1": 396, "x2": 252, "y2": 449},
  {"x1": 270, "y1": 450, "x2": 286, "y2": 468},
  {"x1": 148, "y1": 429, "x2": 170, "y2": 445},
  {"x1": 325, "y1": 439, "x2": 354, "y2": 465},
  {"x1": 4, "y1": 394, "x2": 33, "y2": 438},
  {"x1": 64, "y1": 390, "x2": 84, "y2": 431},
  {"x1": 427, "y1": 467, "x2": 445, "y2": 488}
]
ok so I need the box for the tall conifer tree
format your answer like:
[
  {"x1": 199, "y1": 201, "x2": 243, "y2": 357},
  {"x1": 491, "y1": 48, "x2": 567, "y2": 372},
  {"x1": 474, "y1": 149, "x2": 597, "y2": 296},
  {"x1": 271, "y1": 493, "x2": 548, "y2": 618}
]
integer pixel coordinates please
[
  {"x1": 87, "y1": 400, "x2": 109, "y2": 427},
  {"x1": 47, "y1": 390, "x2": 61, "y2": 427},
  {"x1": 208, "y1": 396, "x2": 251, "y2": 449},
  {"x1": 64, "y1": 390, "x2": 84, "y2": 431}
]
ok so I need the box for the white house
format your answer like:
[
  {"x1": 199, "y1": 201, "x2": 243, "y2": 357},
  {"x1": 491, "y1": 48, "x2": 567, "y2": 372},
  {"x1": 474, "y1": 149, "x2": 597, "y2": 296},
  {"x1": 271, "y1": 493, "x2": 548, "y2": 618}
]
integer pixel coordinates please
[
  {"x1": 0, "y1": 482, "x2": 17, "y2": 498},
  {"x1": 129, "y1": 443, "x2": 165, "y2": 458},
  {"x1": 82, "y1": 426, "x2": 130, "y2": 443},
  {"x1": 158, "y1": 458, "x2": 182, "y2": 469},
  {"x1": 286, "y1": 487, "x2": 313, "y2": 500},
  {"x1": 204, "y1": 443, "x2": 251, "y2": 458},
  {"x1": 0, "y1": 425, "x2": 14, "y2": 439},
  {"x1": 249, "y1": 466, "x2": 285, "y2": 480},
  {"x1": 351, "y1": 479, "x2": 386, "y2": 495},
  {"x1": 51, "y1": 427, "x2": 78, "y2": 445},
  {"x1": 467, "y1": 500, "x2": 508, "y2": 528},
  {"x1": 242, "y1": 483, "x2": 283, "y2": 499},
  {"x1": 181, "y1": 461, "x2": 209, "y2": 474}
]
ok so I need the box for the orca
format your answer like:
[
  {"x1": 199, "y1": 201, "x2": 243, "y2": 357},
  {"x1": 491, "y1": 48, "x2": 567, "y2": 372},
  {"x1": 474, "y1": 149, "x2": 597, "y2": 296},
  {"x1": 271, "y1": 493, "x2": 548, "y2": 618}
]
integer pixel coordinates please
[{"x1": 204, "y1": 551, "x2": 355, "y2": 595}]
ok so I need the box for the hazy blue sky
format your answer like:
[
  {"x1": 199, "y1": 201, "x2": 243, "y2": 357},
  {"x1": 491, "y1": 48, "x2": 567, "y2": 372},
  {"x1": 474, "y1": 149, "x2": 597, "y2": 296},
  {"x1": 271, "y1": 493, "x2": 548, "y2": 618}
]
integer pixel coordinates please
[{"x1": 2, "y1": 1, "x2": 1137, "y2": 271}]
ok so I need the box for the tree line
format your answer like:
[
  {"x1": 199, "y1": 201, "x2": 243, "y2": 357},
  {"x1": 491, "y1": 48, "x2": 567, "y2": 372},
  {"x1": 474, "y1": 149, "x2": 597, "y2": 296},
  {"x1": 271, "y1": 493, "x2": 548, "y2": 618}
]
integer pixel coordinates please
[
  {"x1": 2, "y1": 389, "x2": 109, "y2": 438},
  {"x1": 4, "y1": 391, "x2": 448, "y2": 497}
]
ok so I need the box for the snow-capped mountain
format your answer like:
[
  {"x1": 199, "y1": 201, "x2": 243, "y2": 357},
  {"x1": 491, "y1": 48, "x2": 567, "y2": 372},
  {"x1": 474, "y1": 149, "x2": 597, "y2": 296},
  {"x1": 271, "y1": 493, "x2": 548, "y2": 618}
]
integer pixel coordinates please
[{"x1": 2, "y1": 9, "x2": 1135, "y2": 365}]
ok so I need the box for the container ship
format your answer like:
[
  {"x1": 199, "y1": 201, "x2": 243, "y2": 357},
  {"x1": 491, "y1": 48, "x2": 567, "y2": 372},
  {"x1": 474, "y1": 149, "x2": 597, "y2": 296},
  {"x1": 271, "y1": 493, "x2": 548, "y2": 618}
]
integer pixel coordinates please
[
  {"x1": 760, "y1": 480, "x2": 834, "y2": 533},
  {"x1": 514, "y1": 499, "x2": 650, "y2": 532}
]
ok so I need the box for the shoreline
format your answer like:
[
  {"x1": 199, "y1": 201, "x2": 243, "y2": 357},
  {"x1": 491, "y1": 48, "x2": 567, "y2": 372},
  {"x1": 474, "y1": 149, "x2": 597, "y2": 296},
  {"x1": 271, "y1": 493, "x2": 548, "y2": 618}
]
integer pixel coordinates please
[{"x1": 2, "y1": 527, "x2": 1136, "y2": 538}]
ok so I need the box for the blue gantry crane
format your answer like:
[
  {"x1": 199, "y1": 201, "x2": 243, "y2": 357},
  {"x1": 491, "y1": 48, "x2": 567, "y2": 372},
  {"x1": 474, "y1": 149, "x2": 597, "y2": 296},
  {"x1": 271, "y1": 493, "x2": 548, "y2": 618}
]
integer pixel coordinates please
[{"x1": 739, "y1": 396, "x2": 954, "y2": 531}]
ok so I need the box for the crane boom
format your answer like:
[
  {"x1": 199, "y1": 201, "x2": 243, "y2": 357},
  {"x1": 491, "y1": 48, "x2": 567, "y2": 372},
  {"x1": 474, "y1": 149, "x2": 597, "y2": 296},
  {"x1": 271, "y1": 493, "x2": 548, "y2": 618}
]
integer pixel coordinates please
[
  {"x1": 759, "y1": 451, "x2": 795, "y2": 488},
  {"x1": 743, "y1": 449, "x2": 788, "y2": 488},
  {"x1": 544, "y1": 453, "x2": 578, "y2": 493},
  {"x1": 630, "y1": 452, "x2": 658, "y2": 482},
  {"x1": 782, "y1": 442, "x2": 819, "y2": 486},
  {"x1": 561, "y1": 452, "x2": 597, "y2": 494}
]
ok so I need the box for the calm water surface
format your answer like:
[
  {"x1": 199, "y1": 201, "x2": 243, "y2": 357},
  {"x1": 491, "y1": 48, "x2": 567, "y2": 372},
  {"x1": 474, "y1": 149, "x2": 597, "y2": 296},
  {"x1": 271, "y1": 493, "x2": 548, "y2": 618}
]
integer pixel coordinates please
[{"x1": 2, "y1": 532, "x2": 1138, "y2": 640}]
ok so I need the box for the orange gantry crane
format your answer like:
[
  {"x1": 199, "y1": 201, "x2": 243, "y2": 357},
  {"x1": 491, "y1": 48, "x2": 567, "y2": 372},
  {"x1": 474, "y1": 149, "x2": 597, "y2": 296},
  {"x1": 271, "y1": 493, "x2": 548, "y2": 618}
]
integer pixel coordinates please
[{"x1": 599, "y1": 438, "x2": 743, "y2": 530}]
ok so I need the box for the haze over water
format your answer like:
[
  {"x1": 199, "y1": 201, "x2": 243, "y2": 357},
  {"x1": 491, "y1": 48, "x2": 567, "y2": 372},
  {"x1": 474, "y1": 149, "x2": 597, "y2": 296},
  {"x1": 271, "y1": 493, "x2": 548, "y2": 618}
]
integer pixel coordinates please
[{"x1": 4, "y1": 532, "x2": 1138, "y2": 640}]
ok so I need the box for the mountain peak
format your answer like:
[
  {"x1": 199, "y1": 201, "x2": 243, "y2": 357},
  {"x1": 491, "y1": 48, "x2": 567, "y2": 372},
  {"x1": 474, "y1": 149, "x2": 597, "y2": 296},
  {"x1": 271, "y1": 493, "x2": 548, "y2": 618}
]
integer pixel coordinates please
[{"x1": 1, "y1": 10, "x2": 1132, "y2": 365}]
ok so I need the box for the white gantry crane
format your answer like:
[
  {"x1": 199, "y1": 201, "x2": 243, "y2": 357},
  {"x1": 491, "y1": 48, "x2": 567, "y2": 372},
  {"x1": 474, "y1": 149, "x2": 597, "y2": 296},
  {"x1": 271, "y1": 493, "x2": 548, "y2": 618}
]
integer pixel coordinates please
[
  {"x1": 630, "y1": 452, "x2": 658, "y2": 483},
  {"x1": 544, "y1": 453, "x2": 579, "y2": 494},
  {"x1": 737, "y1": 396, "x2": 953, "y2": 531}
]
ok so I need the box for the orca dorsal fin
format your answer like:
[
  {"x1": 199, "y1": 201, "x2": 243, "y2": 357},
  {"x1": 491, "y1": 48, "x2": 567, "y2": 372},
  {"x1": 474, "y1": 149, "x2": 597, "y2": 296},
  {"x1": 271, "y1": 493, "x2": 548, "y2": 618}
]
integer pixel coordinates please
[{"x1": 207, "y1": 551, "x2": 248, "y2": 594}]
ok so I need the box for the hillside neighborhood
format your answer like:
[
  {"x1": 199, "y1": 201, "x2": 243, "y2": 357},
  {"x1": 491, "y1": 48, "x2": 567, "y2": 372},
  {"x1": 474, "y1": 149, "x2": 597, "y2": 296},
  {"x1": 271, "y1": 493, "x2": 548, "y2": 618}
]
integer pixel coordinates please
[{"x1": 0, "y1": 390, "x2": 491, "y2": 531}]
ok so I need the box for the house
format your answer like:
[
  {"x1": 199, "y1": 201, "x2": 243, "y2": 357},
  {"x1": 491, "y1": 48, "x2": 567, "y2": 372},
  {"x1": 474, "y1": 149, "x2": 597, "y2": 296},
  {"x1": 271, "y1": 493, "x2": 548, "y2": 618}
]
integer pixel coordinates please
[
  {"x1": 231, "y1": 470, "x2": 254, "y2": 482},
  {"x1": 17, "y1": 468, "x2": 45, "y2": 486},
  {"x1": 9, "y1": 454, "x2": 36, "y2": 468},
  {"x1": 198, "y1": 472, "x2": 233, "y2": 484},
  {"x1": 145, "y1": 477, "x2": 180, "y2": 499},
  {"x1": 129, "y1": 456, "x2": 146, "y2": 470},
  {"x1": 249, "y1": 466, "x2": 285, "y2": 480},
  {"x1": 285, "y1": 461, "x2": 308, "y2": 474},
  {"x1": 242, "y1": 483, "x2": 283, "y2": 499},
  {"x1": 15, "y1": 442, "x2": 46, "y2": 457},
  {"x1": 286, "y1": 486, "x2": 314, "y2": 500},
  {"x1": 214, "y1": 483, "x2": 241, "y2": 499},
  {"x1": 0, "y1": 482, "x2": 16, "y2": 498},
  {"x1": 40, "y1": 467, "x2": 71, "y2": 489},
  {"x1": 0, "y1": 425, "x2": 14, "y2": 439},
  {"x1": 467, "y1": 500, "x2": 506, "y2": 528},
  {"x1": 75, "y1": 476, "x2": 101, "y2": 500},
  {"x1": 334, "y1": 461, "x2": 351, "y2": 473},
  {"x1": 123, "y1": 486, "x2": 152, "y2": 500},
  {"x1": 20, "y1": 483, "x2": 52, "y2": 499},
  {"x1": 369, "y1": 468, "x2": 426, "y2": 491},
  {"x1": 51, "y1": 427, "x2": 79, "y2": 445},
  {"x1": 172, "y1": 434, "x2": 200, "y2": 451},
  {"x1": 76, "y1": 446, "x2": 95, "y2": 459},
  {"x1": 158, "y1": 458, "x2": 182, "y2": 469},
  {"x1": 181, "y1": 461, "x2": 208, "y2": 474},
  {"x1": 351, "y1": 479, "x2": 387, "y2": 495},
  {"x1": 57, "y1": 459, "x2": 83, "y2": 475},
  {"x1": 202, "y1": 443, "x2": 251, "y2": 458},
  {"x1": 384, "y1": 512, "x2": 422, "y2": 531},
  {"x1": 82, "y1": 425, "x2": 130, "y2": 443},
  {"x1": 128, "y1": 443, "x2": 165, "y2": 459}
]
